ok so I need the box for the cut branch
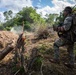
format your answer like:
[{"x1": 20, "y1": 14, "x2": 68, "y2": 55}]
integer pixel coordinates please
[{"x1": 0, "y1": 45, "x2": 14, "y2": 60}]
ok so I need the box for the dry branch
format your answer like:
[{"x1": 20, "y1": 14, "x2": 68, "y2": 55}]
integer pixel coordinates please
[
  {"x1": 0, "y1": 32, "x2": 25, "y2": 61},
  {"x1": 0, "y1": 45, "x2": 14, "y2": 60}
]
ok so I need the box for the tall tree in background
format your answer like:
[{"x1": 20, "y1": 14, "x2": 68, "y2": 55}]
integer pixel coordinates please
[
  {"x1": 46, "y1": 14, "x2": 58, "y2": 25},
  {"x1": 3, "y1": 10, "x2": 13, "y2": 21},
  {"x1": 17, "y1": 7, "x2": 44, "y2": 23},
  {"x1": 8, "y1": 10, "x2": 13, "y2": 18},
  {"x1": 3, "y1": 7, "x2": 45, "y2": 30}
]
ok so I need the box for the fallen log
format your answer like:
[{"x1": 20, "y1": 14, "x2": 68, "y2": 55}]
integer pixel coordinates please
[
  {"x1": 0, "y1": 45, "x2": 14, "y2": 60},
  {"x1": 0, "y1": 33, "x2": 25, "y2": 61}
]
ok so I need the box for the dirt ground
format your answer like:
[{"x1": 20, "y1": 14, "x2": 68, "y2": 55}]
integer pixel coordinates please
[
  {"x1": 0, "y1": 31, "x2": 18, "y2": 49},
  {"x1": 0, "y1": 31, "x2": 76, "y2": 75}
]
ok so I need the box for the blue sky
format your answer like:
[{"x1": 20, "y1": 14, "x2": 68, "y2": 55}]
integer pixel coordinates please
[
  {"x1": 32, "y1": 0, "x2": 54, "y2": 8},
  {"x1": 0, "y1": 0, "x2": 76, "y2": 22}
]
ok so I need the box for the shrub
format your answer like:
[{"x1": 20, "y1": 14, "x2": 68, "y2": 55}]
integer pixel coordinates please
[{"x1": 35, "y1": 24, "x2": 49, "y2": 39}]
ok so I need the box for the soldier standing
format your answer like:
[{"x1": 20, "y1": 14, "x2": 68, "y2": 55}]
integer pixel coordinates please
[{"x1": 50, "y1": 6, "x2": 75, "y2": 69}]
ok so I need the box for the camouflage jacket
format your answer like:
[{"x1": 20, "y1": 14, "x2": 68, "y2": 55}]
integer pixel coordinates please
[
  {"x1": 58, "y1": 15, "x2": 73, "y2": 41},
  {"x1": 63, "y1": 15, "x2": 72, "y2": 31}
]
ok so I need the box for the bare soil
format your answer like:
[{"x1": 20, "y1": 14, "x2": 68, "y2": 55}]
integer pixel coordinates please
[{"x1": 0, "y1": 31, "x2": 76, "y2": 75}]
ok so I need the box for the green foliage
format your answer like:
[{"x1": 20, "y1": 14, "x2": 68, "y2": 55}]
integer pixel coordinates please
[
  {"x1": 53, "y1": 12, "x2": 64, "y2": 28},
  {"x1": 4, "y1": 26, "x2": 12, "y2": 31},
  {"x1": 46, "y1": 14, "x2": 58, "y2": 26},
  {"x1": 16, "y1": 7, "x2": 45, "y2": 24},
  {"x1": 0, "y1": 25, "x2": 3, "y2": 30},
  {"x1": 24, "y1": 21, "x2": 31, "y2": 30},
  {"x1": 12, "y1": 65, "x2": 25, "y2": 75},
  {"x1": 3, "y1": 10, "x2": 13, "y2": 21},
  {"x1": 56, "y1": 12, "x2": 64, "y2": 22},
  {"x1": 55, "y1": 12, "x2": 64, "y2": 25},
  {"x1": 0, "y1": 22, "x2": 3, "y2": 30},
  {"x1": 3, "y1": 7, "x2": 45, "y2": 31},
  {"x1": 38, "y1": 44, "x2": 48, "y2": 54},
  {"x1": 31, "y1": 56, "x2": 43, "y2": 71}
]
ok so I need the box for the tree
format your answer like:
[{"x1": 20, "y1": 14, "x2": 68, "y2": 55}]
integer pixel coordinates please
[
  {"x1": 3, "y1": 11, "x2": 9, "y2": 21},
  {"x1": 8, "y1": 10, "x2": 13, "y2": 18},
  {"x1": 3, "y1": 7, "x2": 45, "y2": 31},
  {"x1": 46, "y1": 14, "x2": 58, "y2": 25},
  {"x1": 0, "y1": 21, "x2": 3, "y2": 30},
  {"x1": 17, "y1": 7, "x2": 44, "y2": 23},
  {"x1": 3, "y1": 10, "x2": 13, "y2": 21}
]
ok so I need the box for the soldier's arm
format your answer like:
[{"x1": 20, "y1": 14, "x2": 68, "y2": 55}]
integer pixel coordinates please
[
  {"x1": 63, "y1": 16, "x2": 72, "y2": 31},
  {"x1": 57, "y1": 16, "x2": 72, "y2": 32}
]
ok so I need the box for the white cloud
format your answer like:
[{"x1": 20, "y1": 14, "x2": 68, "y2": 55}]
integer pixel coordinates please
[
  {"x1": 39, "y1": 0, "x2": 41, "y2": 2},
  {"x1": 36, "y1": 6, "x2": 59, "y2": 18},
  {"x1": 36, "y1": 0, "x2": 76, "y2": 18},
  {"x1": 70, "y1": 0, "x2": 76, "y2": 2},
  {"x1": 0, "y1": 0, "x2": 33, "y2": 22},
  {"x1": 0, "y1": 12, "x2": 5, "y2": 22},
  {"x1": 0, "y1": 0, "x2": 33, "y2": 13},
  {"x1": 37, "y1": 5, "x2": 41, "y2": 8},
  {"x1": 37, "y1": 2, "x2": 42, "y2": 8}
]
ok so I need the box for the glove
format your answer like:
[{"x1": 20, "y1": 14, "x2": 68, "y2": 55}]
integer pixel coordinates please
[{"x1": 57, "y1": 26, "x2": 65, "y2": 32}]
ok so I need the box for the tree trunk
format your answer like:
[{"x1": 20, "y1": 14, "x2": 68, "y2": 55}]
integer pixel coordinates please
[{"x1": 0, "y1": 45, "x2": 14, "y2": 60}]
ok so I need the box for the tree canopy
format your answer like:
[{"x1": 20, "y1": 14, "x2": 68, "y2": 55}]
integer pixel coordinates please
[{"x1": 3, "y1": 7, "x2": 45, "y2": 30}]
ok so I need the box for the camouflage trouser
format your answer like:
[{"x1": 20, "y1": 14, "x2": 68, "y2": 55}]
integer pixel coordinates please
[{"x1": 53, "y1": 38, "x2": 75, "y2": 65}]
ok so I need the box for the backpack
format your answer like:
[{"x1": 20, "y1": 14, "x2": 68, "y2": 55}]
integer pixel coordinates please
[
  {"x1": 71, "y1": 5, "x2": 76, "y2": 33},
  {"x1": 70, "y1": 13, "x2": 76, "y2": 42},
  {"x1": 72, "y1": 14, "x2": 76, "y2": 34}
]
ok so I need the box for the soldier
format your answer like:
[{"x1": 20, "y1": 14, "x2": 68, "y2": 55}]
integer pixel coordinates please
[{"x1": 50, "y1": 6, "x2": 75, "y2": 69}]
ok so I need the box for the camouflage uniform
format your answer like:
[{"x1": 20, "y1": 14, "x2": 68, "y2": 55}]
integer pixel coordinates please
[{"x1": 53, "y1": 15, "x2": 75, "y2": 65}]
